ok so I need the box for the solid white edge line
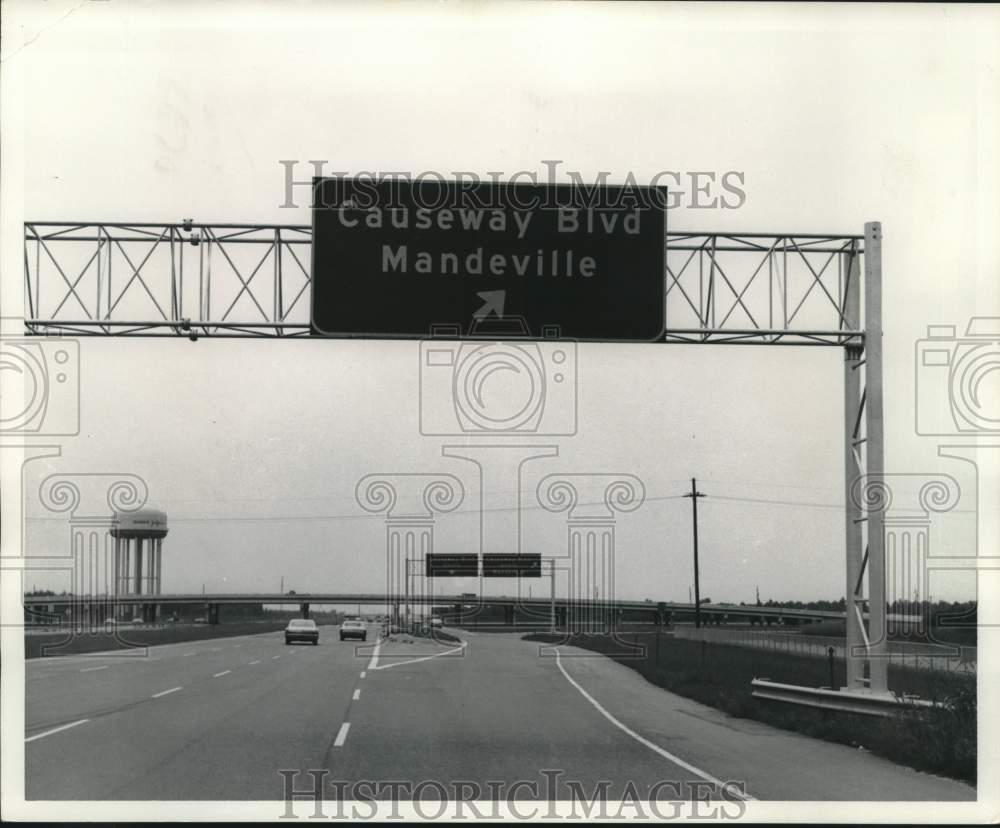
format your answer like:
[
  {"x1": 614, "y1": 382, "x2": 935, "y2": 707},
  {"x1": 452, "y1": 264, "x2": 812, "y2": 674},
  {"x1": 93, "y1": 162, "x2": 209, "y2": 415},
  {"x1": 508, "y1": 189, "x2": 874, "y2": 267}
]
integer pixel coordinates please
[
  {"x1": 25, "y1": 719, "x2": 90, "y2": 743},
  {"x1": 152, "y1": 686, "x2": 183, "y2": 699},
  {"x1": 213, "y1": 670, "x2": 231, "y2": 678},
  {"x1": 334, "y1": 722, "x2": 350, "y2": 747},
  {"x1": 80, "y1": 666, "x2": 108, "y2": 673},
  {"x1": 553, "y1": 648, "x2": 756, "y2": 802},
  {"x1": 352, "y1": 689, "x2": 361, "y2": 701}
]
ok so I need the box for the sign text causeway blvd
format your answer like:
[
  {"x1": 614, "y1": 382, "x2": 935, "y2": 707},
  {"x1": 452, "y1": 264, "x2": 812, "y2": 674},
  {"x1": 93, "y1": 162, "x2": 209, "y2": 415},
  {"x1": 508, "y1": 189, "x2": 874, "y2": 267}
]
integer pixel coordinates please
[{"x1": 310, "y1": 178, "x2": 666, "y2": 340}]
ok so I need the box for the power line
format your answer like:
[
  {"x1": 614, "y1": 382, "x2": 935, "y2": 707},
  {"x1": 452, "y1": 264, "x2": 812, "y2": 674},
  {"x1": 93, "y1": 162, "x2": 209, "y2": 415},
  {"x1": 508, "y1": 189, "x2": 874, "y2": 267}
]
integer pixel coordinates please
[{"x1": 22, "y1": 491, "x2": 975, "y2": 524}]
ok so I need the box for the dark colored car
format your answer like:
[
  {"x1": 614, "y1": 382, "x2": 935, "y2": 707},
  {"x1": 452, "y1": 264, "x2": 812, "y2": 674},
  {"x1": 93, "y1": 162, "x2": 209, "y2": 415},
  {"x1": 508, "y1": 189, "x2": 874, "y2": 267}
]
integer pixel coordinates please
[
  {"x1": 285, "y1": 618, "x2": 319, "y2": 645},
  {"x1": 339, "y1": 619, "x2": 367, "y2": 641}
]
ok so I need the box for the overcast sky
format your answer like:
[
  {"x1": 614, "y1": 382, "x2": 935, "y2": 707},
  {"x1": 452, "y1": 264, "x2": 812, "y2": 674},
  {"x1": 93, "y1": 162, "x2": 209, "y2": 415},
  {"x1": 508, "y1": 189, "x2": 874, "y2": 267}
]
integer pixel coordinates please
[{"x1": 3, "y1": 1, "x2": 997, "y2": 604}]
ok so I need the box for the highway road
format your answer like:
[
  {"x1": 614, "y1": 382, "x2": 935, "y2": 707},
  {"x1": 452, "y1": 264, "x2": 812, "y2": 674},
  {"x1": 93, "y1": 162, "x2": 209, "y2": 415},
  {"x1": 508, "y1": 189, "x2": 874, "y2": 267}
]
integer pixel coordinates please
[{"x1": 25, "y1": 625, "x2": 974, "y2": 803}]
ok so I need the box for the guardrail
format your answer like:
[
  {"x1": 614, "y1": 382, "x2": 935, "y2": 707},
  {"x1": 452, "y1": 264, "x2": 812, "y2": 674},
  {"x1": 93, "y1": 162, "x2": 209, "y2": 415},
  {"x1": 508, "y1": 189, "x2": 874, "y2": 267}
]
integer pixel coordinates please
[{"x1": 750, "y1": 679, "x2": 937, "y2": 717}]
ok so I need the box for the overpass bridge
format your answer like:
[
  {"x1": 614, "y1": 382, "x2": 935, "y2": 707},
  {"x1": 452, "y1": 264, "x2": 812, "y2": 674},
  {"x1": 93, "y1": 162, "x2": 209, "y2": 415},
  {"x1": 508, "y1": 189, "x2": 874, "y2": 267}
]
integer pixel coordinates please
[{"x1": 22, "y1": 591, "x2": 851, "y2": 629}]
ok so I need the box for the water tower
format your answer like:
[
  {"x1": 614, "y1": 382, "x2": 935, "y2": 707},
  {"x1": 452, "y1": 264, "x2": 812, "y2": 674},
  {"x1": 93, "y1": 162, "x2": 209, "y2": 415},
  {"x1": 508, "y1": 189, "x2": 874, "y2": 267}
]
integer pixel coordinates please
[{"x1": 110, "y1": 509, "x2": 168, "y2": 620}]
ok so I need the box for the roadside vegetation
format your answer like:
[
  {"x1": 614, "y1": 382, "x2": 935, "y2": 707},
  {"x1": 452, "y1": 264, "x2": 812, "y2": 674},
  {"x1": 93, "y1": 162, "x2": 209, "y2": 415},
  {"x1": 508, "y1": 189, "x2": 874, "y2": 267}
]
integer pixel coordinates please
[{"x1": 524, "y1": 630, "x2": 976, "y2": 785}]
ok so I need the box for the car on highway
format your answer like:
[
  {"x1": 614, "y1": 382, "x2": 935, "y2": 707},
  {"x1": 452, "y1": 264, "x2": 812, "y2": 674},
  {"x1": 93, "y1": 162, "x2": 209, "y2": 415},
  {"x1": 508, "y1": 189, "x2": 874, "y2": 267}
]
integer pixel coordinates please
[
  {"x1": 430, "y1": 616, "x2": 443, "y2": 628},
  {"x1": 339, "y1": 619, "x2": 367, "y2": 642},
  {"x1": 284, "y1": 618, "x2": 319, "y2": 645}
]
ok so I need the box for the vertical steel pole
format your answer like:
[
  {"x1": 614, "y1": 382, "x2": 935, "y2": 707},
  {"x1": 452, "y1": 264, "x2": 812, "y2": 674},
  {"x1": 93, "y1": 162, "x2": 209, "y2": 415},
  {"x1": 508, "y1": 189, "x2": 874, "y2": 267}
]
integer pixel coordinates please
[
  {"x1": 135, "y1": 539, "x2": 143, "y2": 595},
  {"x1": 550, "y1": 558, "x2": 556, "y2": 633},
  {"x1": 843, "y1": 244, "x2": 865, "y2": 690},
  {"x1": 864, "y1": 221, "x2": 888, "y2": 693},
  {"x1": 113, "y1": 536, "x2": 120, "y2": 600},
  {"x1": 122, "y1": 538, "x2": 131, "y2": 620},
  {"x1": 156, "y1": 538, "x2": 163, "y2": 595}
]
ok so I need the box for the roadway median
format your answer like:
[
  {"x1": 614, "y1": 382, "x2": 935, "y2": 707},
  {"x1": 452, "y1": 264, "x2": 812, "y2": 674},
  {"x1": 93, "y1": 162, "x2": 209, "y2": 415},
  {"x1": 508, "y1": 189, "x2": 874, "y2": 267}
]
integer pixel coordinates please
[{"x1": 23, "y1": 621, "x2": 292, "y2": 659}]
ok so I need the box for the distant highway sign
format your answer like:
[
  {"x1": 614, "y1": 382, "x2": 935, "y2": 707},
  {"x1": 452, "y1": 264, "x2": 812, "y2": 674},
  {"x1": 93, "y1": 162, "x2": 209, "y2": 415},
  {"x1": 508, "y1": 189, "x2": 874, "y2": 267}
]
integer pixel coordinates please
[
  {"x1": 311, "y1": 177, "x2": 666, "y2": 341},
  {"x1": 425, "y1": 554, "x2": 479, "y2": 578},
  {"x1": 481, "y1": 553, "x2": 542, "y2": 578}
]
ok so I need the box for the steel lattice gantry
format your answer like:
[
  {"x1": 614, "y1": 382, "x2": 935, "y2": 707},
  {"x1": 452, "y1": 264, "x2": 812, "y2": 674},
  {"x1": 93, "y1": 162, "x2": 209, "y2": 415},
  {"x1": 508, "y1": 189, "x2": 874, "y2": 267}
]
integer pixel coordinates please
[{"x1": 21, "y1": 219, "x2": 888, "y2": 692}]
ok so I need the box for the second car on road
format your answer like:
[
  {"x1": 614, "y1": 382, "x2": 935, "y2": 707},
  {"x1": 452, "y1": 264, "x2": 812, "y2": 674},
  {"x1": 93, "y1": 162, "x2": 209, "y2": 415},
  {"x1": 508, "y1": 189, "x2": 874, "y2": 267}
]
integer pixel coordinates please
[{"x1": 339, "y1": 619, "x2": 367, "y2": 641}]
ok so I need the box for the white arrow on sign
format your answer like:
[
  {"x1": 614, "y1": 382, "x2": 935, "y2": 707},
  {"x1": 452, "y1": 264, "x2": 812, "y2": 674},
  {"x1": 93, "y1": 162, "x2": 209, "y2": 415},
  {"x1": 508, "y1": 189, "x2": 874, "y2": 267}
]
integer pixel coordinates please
[{"x1": 473, "y1": 290, "x2": 506, "y2": 320}]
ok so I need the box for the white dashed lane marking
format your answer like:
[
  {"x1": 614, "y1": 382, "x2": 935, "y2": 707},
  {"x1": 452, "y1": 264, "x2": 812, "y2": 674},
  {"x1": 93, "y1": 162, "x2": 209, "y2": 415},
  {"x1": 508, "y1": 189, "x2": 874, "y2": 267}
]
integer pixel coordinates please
[
  {"x1": 25, "y1": 719, "x2": 89, "y2": 743},
  {"x1": 213, "y1": 670, "x2": 231, "y2": 678},
  {"x1": 152, "y1": 686, "x2": 182, "y2": 699},
  {"x1": 334, "y1": 723, "x2": 350, "y2": 747}
]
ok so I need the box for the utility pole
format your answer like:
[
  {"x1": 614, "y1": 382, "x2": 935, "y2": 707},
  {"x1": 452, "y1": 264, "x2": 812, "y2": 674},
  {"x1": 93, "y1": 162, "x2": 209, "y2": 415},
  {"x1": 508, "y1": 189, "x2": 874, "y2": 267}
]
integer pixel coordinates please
[
  {"x1": 683, "y1": 478, "x2": 706, "y2": 629},
  {"x1": 280, "y1": 575, "x2": 284, "y2": 595}
]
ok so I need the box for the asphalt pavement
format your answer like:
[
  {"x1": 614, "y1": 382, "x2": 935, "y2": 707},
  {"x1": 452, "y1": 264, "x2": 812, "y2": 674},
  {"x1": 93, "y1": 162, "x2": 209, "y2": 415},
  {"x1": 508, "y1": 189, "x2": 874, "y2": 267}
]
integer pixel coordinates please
[{"x1": 24, "y1": 625, "x2": 975, "y2": 802}]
